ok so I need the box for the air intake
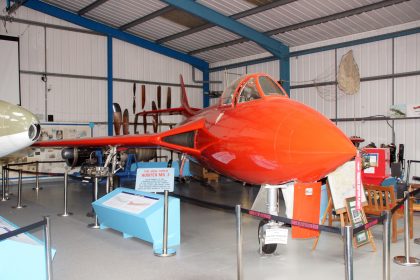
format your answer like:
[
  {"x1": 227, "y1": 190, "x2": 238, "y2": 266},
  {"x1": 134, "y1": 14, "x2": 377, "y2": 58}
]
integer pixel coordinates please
[{"x1": 162, "y1": 131, "x2": 195, "y2": 148}]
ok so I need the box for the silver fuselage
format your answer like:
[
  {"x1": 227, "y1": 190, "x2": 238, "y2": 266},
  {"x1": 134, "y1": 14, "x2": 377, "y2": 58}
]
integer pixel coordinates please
[{"x1": 0, "y1": 100, "x2": 40, "y2": 157}]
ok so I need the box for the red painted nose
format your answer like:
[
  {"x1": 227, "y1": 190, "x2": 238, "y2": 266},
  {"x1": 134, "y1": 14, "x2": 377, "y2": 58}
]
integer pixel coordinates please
[{"x1": 275, "y1": 99, "x2": 356, "y2": 182}]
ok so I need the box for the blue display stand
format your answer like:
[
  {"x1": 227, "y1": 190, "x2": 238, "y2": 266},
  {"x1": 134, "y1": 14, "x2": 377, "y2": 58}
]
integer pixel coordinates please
[
  {"x1": 92, "y1": 188, "x2": 180, "y2": 253},
  {"x1": 0, "y1": 216, "x2": 56, "y2": 280}
]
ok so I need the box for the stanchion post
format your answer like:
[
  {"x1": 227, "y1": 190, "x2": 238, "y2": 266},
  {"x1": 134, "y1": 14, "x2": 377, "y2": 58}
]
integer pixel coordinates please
[
  {"x1": 43, "y1": 216, "x2": 53, "y2": 280},
  {"x1": 236, "y1": 205, "x2": 243, "y2": 280},
  {"x1": 382, "y1": 210, "x2": 391, "y2": 280},
  {"x1": 1, "y1": 166, "x2": 8, "y2": 201},
  {"x1": 163, "y1": 190, "x2": 169, "y2": 255},
  {"x1": 393, "y1": 191, "x2": 420, "y2": 266},
  {"x1": 88, "y1": 177, "x2": 100, "y2": 229},
  {"x1": 58, "y1": 170, "x2": 72, "y2": 217},
  {"x1": 33, "y1": 161, "x2": 42, "y2": 191},
  {"x1": 12, "y1": 170, "x2": 26, "y2": 209},
  {"x1": 154, "y1": 190, "x2": 176, "y2": 257},
  {"x1": 343, "y1": 225, "x2": 354, "y2": 280},
  {"x1": 6, "y1": 164, "x2": 10, "y2": 196}
]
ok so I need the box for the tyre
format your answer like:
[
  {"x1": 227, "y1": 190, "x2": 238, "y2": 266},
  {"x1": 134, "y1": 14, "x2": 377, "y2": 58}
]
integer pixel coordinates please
[{"x1": 258, "y1": 219, "x2": 277, "y2": 254}]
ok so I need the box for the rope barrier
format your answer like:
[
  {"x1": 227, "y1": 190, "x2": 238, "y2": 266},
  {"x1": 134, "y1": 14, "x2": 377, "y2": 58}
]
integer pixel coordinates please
[
  {"x1": 5, "y1": 167, "x2": 64, "y2": 177},
  {"x1": 173, "y1": 187, "x2": 420, "y2": 238},
  {"x1": 0, "y1": 219, "x2": 46, "y2": 241},
  {"x1": 390, "y1": 188, "x2": 420, "y2": 215},
  {"x1": 3, "y1": 161, "x2": 66, "y2": 177},
  {"x1": 244, "y1": 208, "x2": 341, "y2": 234},
  {"x1": 7, "y1": 161, "x2": 65, "y2": 167}
]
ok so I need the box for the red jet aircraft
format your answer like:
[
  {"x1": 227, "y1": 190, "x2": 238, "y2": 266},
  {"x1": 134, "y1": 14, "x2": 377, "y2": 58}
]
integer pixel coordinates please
[{"x1": 33, "y1": 73, "x2": 356, "y2": 185}]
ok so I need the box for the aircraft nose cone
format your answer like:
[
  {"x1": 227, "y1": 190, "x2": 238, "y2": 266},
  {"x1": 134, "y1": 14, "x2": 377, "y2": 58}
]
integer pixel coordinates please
[
  {"x1": 275, "y1": 99, "x2": 356, "y2": 182},
  {"x1": 9, "y1": 102, "x2": 41, "y2": 142}
]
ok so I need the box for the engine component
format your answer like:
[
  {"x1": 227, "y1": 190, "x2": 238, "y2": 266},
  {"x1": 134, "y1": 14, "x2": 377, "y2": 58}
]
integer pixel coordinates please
[
  {"x1": 61, "y1": 147, "x2": 98, "y2": 168},
  {"x1": 134, "y1": 148, "x2": 157, "y2": 162}
]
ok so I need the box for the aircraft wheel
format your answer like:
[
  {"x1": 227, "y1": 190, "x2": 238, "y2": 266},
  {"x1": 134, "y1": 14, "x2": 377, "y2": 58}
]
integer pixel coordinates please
[{"x1": 258, "y1": 219, "x2": 277, "y2": 254}]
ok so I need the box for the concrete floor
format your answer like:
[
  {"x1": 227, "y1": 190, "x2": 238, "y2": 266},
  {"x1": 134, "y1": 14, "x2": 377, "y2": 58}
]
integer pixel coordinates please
[{"x1": 1, "y1": 178, "x2": 419, "y2": 280}]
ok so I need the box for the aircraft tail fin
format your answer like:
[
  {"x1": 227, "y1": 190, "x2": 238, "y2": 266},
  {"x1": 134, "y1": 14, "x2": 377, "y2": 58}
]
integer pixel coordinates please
[{"x1": 180, "y1": 75, "x2": 197, "y2": 117}]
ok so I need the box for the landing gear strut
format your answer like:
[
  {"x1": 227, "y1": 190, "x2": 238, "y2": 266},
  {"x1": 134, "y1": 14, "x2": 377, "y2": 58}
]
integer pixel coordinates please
[{"x1": 257, "y1": 185, "x2": 283, "y2": 255}]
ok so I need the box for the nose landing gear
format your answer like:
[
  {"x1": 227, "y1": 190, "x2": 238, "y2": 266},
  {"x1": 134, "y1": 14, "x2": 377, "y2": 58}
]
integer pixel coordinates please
[
  {"x1": 258, "y1": 219, "x2": 279, "y2": 254},
  {"x1": 254, "y1": 185, "x2": 287, "y2": 255}
]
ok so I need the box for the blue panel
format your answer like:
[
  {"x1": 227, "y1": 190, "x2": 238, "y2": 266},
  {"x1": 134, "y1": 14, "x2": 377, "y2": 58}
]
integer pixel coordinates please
[
  {"x1": 0, "y1": 216, "x2": 56, "y2": 280},
  {"x1": 280, "y1": 58, "x2": 290, "y2": 96},
  {"x1": 107, "y1": 36, "x2": 113, "y2": 136},
  {"x1": 93, "y1": 188, "x2": 180, "y2": 252},
  {"x1": 23, "y1": 0, "x2": 208, "y2": 70},
  {"x1": 202, "y1": 68, "x2": 210, "y2": 108},
  {"x1": 162, "y1": 0, "x2": 288, "y2": 58}
]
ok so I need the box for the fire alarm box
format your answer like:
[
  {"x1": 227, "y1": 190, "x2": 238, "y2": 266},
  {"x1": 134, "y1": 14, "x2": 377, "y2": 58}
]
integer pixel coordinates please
[{"x1": 361, "y1": 148, "x2": 390, "y2": 185}]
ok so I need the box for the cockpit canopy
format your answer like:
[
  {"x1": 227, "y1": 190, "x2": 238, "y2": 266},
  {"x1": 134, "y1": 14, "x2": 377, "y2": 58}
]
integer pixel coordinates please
[{"x1": 220, "y1": 74, "x2": 287, "y2": 106}]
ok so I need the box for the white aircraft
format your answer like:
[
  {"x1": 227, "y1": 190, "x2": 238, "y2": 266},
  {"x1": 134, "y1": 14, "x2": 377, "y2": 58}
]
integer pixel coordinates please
[{"x1": 0, "y1": 100, "x2": 40, "y2": 157}]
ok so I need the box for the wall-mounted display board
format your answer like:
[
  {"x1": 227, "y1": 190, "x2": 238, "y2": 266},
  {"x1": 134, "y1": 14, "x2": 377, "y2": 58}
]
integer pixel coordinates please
[{"x1": 327, "y1": 161, "x2": 367, "y2": 214}]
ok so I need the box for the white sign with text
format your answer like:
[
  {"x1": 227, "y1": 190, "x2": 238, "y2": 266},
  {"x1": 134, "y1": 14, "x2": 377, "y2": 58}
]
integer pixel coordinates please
[
  {"x1": 135, "y1": 168, "x2": 174, "y2": 192},
  {"x1": 265, "y1": 228, "x2": 288, "y2": 245}
]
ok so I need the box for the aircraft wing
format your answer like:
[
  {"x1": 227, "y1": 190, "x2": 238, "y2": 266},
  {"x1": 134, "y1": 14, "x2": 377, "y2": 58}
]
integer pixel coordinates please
[
  {"x1": 33, "y1": 118, "x2": 211, "y2": 158},
  {"x1": 134, "y1": 107, "x2": 201, "y2": 117}
]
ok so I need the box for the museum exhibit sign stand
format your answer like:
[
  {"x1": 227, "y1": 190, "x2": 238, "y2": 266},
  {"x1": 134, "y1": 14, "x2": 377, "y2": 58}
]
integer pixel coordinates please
[
  {"x1": 0, "y1": 216, "x2": 56, "y2": 280},
  {"x1": 92, "y1": 167, "x2": 180, "y2": 255}
]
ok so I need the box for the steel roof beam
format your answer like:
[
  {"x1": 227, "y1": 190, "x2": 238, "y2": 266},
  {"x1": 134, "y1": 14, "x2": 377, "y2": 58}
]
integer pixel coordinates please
[
  {"x1": 24, "y1": 0, "x2": 208, "y2": 69},
  {"x1": 157, "y1": 0, "x2": 296, "y2": 44},
  {"x1": 162, "y1": 0, "x2": 288, "y2": 58},
  {"x1": 119, "y1": 6, "x2": 175, "y2": 31},
  {"x1": 78, "y1": 0, "x2": 109, "y2": 16},
  {"x1": 189, "y1": 0, "x2": 408, "y2": 55}
]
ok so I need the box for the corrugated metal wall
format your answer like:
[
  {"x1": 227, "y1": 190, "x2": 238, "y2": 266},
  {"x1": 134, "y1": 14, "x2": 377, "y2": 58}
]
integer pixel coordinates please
[
  {"x1": 1, "y1": 5, "x2": 203, "y2": 140},
  {"x1": 208, "y1": 29, "x2": 420, "y2": 177},
  {"x1": 112, "y1": 38, "x2": 203, "y2": 142},
  {"x1": 290, "y1": 33, "x2": 420, "y2": 177}
]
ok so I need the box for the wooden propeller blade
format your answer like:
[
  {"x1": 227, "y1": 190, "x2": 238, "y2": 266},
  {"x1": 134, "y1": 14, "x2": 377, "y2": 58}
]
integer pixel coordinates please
[
  {"x1": 132, "y1": 82, "x2": 136, "y2": 114},
  {"x1": 122, "y1": 109, "x2": 129, "y2": 135},
  {"x1": 141, "y1": 85, "x2": 146, "y2": 110},
  {"x1": 143, "y1": 114, "x2": 147, "y2": 134},
  {"x1": 112, "y1": 103, "x2": 122, "y2": 136},
  {"x1": 167, "y1": 87, "x2": 171, "y2": 109},
  {"x1": 134, "y1": 113, "x2": 140, "y2": 134},
  {"x1": 151, "y1": 101, "x2": 158, "y2": 133},
  {"x1": 152, "y1": 117, "x2": 158, "y2": 133},
  {"x1": 157, "y1": 86, "x2": 162, "y2": 109}
]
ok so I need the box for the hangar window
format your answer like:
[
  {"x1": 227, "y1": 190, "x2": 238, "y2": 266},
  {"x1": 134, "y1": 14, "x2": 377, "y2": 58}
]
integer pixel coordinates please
[
  {"x1": 259, "y1": 76, "x2": 286, "y2": 96},
  {"x1": 238, "y1": 78, "x2": 260, "y2": 103}
]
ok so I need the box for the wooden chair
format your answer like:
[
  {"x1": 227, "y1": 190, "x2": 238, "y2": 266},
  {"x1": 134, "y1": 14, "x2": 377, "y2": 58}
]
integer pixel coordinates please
[{"x1": 363, "y1": 184, "x2": 413, "y2": 243}]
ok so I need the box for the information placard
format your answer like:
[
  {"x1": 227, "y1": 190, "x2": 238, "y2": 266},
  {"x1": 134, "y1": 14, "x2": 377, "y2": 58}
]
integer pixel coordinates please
[
  {"x1": 135, "y1": 168, "x2": 174, "y2": 192},
  {"x1": 102, "y1": 192, "x2": 159, "y2": 214},
  {"x1": 265, "y1": 228, "x2": 288, "y2": 245}
]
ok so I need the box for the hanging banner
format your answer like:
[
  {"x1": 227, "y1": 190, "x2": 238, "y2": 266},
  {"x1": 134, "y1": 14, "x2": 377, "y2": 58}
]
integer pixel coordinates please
[{"x1": 355, "y1": 151, "x2": 362, "y2": 210}]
